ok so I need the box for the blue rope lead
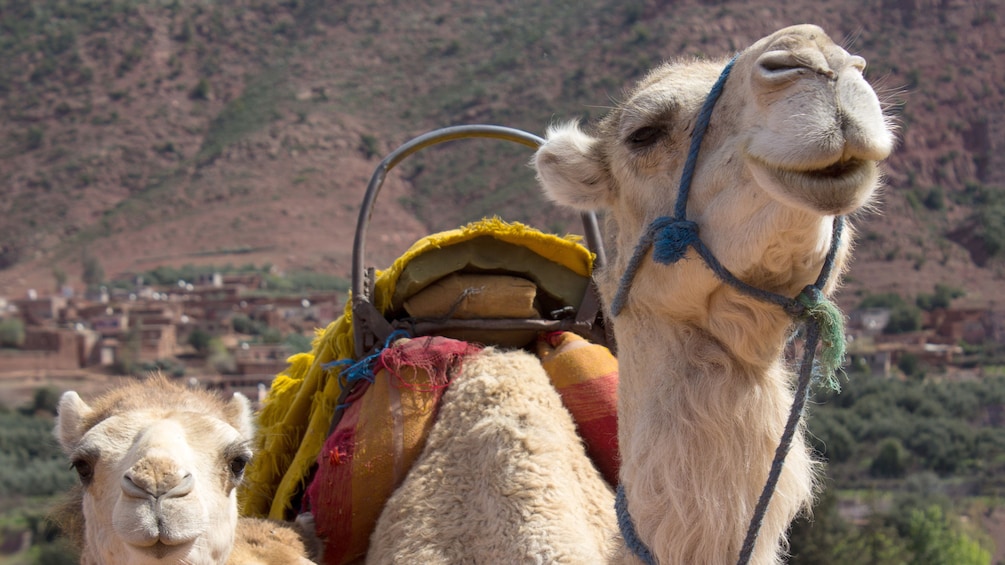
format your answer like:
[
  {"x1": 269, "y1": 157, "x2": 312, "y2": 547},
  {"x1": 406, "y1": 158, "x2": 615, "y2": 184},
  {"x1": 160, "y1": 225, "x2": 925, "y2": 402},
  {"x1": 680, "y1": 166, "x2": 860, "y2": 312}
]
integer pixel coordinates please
[
  {"x1": 323, "y1": 329, "x2": 412, "y2": 386},
  {"x1": 674, "y1": 57, "x2": 738, "y2": 219},
  {"x1": 617, "y1": 485, "x2": 656, "y2": 565},
  {"x1": 735, "y1": 322, "x2": 820, "y2": 565}
]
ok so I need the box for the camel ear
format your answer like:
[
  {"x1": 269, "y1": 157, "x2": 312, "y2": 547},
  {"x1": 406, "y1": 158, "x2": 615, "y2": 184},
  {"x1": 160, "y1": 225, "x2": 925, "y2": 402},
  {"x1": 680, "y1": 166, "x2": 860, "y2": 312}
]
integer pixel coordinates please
[
  {"x1": 225, "y1": 393, "x2": 255, "y2": 440},
  {"x1": 56, "y1": 391, "x2": 93, "y2": 454},
  {"x1": 534, "y1": 122, "x2": 612, "y2": 211}
]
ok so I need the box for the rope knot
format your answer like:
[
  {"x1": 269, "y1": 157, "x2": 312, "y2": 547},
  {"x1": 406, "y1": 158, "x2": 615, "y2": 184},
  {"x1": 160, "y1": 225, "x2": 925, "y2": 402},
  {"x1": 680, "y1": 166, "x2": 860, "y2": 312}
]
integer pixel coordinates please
[
  {"x1": 795, "y1": 285, "x2": 846, "y2": 391},
  {"x1": 651, "y1": 217, "x2": 699, "y2": 265}
]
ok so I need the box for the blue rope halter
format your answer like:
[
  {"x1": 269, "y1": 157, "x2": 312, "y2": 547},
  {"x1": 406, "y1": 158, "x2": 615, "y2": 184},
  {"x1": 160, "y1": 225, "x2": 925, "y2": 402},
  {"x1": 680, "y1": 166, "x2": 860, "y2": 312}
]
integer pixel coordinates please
[{"x1": 611, "y1": 56, "x2": 847, "y2": 565}]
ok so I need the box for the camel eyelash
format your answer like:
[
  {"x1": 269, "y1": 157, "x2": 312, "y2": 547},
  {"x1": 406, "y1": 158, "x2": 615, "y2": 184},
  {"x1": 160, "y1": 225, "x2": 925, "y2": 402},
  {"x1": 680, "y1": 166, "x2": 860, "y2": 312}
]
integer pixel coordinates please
[{"x1": 625, "y1": 126, "x2": 666, "y2": 148}]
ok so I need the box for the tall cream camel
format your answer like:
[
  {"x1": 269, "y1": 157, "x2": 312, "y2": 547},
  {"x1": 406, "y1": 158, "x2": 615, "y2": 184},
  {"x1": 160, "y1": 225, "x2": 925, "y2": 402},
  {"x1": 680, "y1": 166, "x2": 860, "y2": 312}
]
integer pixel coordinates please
[
  {"x1": 53, "y1": 376, "x2": 317, "y2": 565},
  {"x1": 534, "y1": 24, "x2": 894, "y2": 564}
]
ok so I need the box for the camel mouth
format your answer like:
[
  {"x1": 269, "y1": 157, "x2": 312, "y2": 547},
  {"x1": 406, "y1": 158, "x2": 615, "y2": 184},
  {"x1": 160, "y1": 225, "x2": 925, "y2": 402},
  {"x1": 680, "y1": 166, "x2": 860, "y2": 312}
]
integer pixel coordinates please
[
  {"x1": 747, "y1": 156, "x2": 878, "y2": 214},
  {"x1": 134, "y1": 540, "x2": 187, "y2": 559},
  {"x1": 804, "y1": 158, "x2": 868, "y2": 180}
]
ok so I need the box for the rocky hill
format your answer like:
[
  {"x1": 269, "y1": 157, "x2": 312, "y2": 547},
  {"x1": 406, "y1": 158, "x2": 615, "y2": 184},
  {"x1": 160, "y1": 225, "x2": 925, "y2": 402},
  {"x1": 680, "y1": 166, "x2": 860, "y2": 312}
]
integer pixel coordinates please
[{"x1": 1, "y1": 0, "x2": 1003, "y2": 310}]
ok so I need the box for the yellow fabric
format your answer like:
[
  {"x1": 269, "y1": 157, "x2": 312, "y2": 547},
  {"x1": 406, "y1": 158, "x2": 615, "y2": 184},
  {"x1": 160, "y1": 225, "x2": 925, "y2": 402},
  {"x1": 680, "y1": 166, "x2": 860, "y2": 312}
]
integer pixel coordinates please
[{"x1": 239, "y1": 218, "x2": 595, "y2": 519}]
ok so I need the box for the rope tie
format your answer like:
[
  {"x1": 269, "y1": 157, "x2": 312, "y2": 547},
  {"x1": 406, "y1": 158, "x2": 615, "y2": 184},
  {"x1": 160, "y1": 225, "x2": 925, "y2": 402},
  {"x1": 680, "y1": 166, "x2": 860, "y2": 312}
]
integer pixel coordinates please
[
  {"x1": 651, "y1": 217, "x2": 699, "y2": 265},
  {"x1": 795, "y1": 286, "x2": 846, "y2": 391},
  {"x1": 324, "y1": 329, "x2": 412, "y2": 386}
]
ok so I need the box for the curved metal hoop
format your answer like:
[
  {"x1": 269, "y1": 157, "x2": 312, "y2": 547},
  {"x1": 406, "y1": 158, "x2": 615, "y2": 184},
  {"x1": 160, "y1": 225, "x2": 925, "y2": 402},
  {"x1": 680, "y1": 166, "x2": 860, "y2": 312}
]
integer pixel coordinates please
[{"x1": 350, "y1": 124, "x2": 607, "y2": 356}]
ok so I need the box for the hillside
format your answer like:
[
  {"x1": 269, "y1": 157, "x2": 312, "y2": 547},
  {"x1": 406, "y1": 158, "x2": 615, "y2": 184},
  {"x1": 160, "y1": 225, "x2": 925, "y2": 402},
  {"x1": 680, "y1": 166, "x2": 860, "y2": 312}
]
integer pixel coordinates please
[{"x1": 1, "y1": 0, "x2": 1003, "y2": 310}]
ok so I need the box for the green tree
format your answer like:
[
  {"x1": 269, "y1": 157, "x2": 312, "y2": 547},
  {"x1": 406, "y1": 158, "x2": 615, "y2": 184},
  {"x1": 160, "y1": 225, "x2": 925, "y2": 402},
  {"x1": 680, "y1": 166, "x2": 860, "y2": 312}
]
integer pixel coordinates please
[
  {"x1": 261, "y1": 327, "x2": 282, "y2": 344},
  {"x1": 208, "y1": 337, "x2": 236, "y2": 374},
  {"x1": 285, "y1": 333, "x2": 312, "y2": 353},
  {"x1": 832, "y1": 525, "x2": 911, "y2": 565},
  {"x1": 81, "y1": 253, "x2": 104, "y2": 288},
  {"x1": 859, "y1": 292, "x2": 908, "y2": 309},
  {"x1": 232, "y1": 314, "x2": 264, "y2": 335},
  {"x1": 113, "y1": 330, "x2": 140, "y2": 375},
  {"x1": 870, "y1": 438, "x2": 908, "y2": 478},
  {"x1": 30, "y1": 386, "x2": 62, "y2": 414},
  {"x1": 907, "y1": 506, "x2": 991, "y2": 565},
  {"x1": 922, "y1": 187, "x2": 945, "y2": 211},
  {"x1": 53, "y1": 266, "x2": 67, "y2": 291},
  {"x1": 897, "y1": 353, "x2": 923, "y2": 379},
  {"x1": 190, "y1": 78, "x2": 211, "y2": 100},
  {"x1": 188, "y1": 328, "x2": 213, "y2": 355},
  {"x1": 916, "y1": 284, "x2": 965, "y2": 311},
  {"x1": 885, "y1": 305, "x2": 922, "y2": 334},
  {"x1": 0, "y1": 317, "x2": 26, "y2": 348}
]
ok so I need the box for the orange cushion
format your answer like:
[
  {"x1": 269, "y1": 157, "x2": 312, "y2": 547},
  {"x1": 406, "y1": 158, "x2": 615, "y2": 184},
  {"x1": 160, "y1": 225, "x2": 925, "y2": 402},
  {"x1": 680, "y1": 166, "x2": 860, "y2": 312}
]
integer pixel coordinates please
[{"x1": 537, "y1": 332, "x2": 620, "y2": 486}]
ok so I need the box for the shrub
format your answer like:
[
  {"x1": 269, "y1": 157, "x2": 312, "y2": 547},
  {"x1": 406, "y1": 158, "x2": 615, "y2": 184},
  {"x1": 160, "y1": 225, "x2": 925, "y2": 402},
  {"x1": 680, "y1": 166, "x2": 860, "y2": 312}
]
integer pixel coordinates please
[
  {"x1": 858, "y1": 292, "x2": 907, "y2": 309},
  {"x1": 25, "y1": 126, "x2": 45, "y2": 150},
  {"x1": 897, "y1": 352, "x2": 922, "y2": 378},
  {"x1": 871, "y1": 438, "x2": 909, "y2": 478},
  {"x1": 187, "y1": 327, "x2": 213, "y2": 355},
  {"x1": 360, "y1": 134, "x2": 380, "y2": 159},
  {"x1": 922, "y1": 186, "x2": 945, "y2": 211},
  {"x1": 916, "y1": 284, "x2": 964, "y2": 311},
  {"x1": 81, "y1": 254, "x2": 104, "y2": 287},
  {"x1": 885, "y1": 304, "x2": 922, "y2": 334},
  {"x1": 190, "y1": 78, "x2": 211, "y2": 100}
]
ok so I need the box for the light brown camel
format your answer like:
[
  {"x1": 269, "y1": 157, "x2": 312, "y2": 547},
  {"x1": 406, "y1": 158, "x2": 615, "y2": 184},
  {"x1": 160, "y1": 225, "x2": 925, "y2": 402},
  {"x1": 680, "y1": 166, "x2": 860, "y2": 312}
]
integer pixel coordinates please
[
  {"x1": 53, "y1": 376, "x2": 317, "y2": 565},
  {"x1": 367, "y1": 346, "x2": 619, "y2": 563},
  {"x1": 364, "y1": 24, "x2": 892, "y2": 565},
  {"x1": 533, "y1": 24, "x2": 894, "y2": 564}
]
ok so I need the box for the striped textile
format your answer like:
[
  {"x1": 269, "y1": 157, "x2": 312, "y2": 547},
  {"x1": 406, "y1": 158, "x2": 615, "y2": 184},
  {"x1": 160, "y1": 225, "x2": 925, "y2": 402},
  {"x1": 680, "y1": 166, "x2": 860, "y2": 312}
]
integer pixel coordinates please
[
  {"x1": 306, "y1": 336, "x2": 481, "y2": 564},
  {"x1": 537, "y1": 331, "x2": 620, "y2": 486}
]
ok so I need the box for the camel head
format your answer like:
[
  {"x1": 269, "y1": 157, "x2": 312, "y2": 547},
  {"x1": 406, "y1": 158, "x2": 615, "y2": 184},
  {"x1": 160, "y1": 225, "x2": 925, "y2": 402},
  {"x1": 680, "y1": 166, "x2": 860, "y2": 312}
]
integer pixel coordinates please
[
  {"x1": 55, "y1": 377, "x2": 254, "y2": 565},
  {"x1": 535, "y1": 24, "x2": 894, "y2": 365}
]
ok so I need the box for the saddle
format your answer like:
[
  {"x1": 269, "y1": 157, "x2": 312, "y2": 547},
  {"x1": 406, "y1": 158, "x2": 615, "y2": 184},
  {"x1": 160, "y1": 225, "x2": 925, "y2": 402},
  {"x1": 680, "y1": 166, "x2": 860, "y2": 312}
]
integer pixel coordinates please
[{"x1": 240, "y1": 219, "x2": 619, "y2": 564}]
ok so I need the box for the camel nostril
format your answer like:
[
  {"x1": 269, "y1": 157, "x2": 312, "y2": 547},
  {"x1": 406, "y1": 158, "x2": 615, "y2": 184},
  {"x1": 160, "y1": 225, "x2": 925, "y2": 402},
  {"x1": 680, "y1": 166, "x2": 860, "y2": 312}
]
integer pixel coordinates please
[
  {"x1": 122, "y1": 474, "x2": 154, "y2": 499},
  {"x1": 756, "y1": 48, "x2": 835, "y2": 83},
  {"x1": 758, "y1": 51, "x2": 803, "y2": 74},
  {"x1": 122, "y1": 469, "x2": 194, "y2": 499},
  {"x1": 163, "y1": 473, "x2": 195, "y2": 499}
]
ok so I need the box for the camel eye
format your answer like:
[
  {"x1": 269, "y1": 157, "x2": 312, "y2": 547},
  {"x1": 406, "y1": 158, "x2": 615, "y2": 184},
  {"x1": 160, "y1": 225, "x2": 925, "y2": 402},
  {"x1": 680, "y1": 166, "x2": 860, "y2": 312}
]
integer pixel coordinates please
[
  {"x1": 71, "y1": 458, "x2": 94, "y2": 485},
  {"x1": 229, "y1": 454, "x2": 250, "y2": 478},
  {"x1": 627, "y1": 126, "x2": 664, "y2": 148}
]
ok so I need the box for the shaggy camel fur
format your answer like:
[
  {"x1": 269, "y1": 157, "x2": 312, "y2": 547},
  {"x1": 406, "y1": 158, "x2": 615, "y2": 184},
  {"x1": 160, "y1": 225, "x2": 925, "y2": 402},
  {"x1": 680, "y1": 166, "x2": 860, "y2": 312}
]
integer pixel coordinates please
[
  {"x1": 54, "y1": 376, "x2": 316, "y2": 565},
  {"x1": 369, "y1": 347, "x2": 618, "y2": 563},
  {"x1": 534, "y1": 24, "x2": 894, "y2": 564}
]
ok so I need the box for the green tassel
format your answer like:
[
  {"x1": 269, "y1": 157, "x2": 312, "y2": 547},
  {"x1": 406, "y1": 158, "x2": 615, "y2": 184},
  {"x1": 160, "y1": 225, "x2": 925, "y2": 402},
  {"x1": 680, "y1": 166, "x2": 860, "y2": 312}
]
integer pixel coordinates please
[{"x1": 796, "y1": 287, "x2": 846, "y2": 391}]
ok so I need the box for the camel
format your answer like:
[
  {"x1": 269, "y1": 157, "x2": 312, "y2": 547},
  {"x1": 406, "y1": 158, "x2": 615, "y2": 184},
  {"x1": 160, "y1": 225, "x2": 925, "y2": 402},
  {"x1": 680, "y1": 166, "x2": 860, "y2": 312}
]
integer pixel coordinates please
[
  {"x1": 53, "y1": 376, "x2": 317, "y2": 565},
  {"x1": 368, "y1": 346, "x2": 619, "y2": 563},
  {"x1": 532, "y1": 24, "x2": 894, "y2": 564}
]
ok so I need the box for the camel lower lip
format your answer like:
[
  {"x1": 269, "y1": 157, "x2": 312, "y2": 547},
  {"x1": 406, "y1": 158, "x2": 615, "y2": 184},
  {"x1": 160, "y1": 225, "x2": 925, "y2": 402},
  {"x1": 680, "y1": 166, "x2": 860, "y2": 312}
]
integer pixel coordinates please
[
  {"x1": 746, "y1": 156, "x2": 878, "y2": 214},
  {"x1": 753, "y1": 157, "x2": 871, "y2": 189},
  {"x1": 134, "y1": 539, "x2": 187, "y2": 559},
  {"x1": 805, "y1": 158, "x2": 866, "y2": 179},
  {"x1": 771, "y1": 159, "x2": 873, "y2": 192}
]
